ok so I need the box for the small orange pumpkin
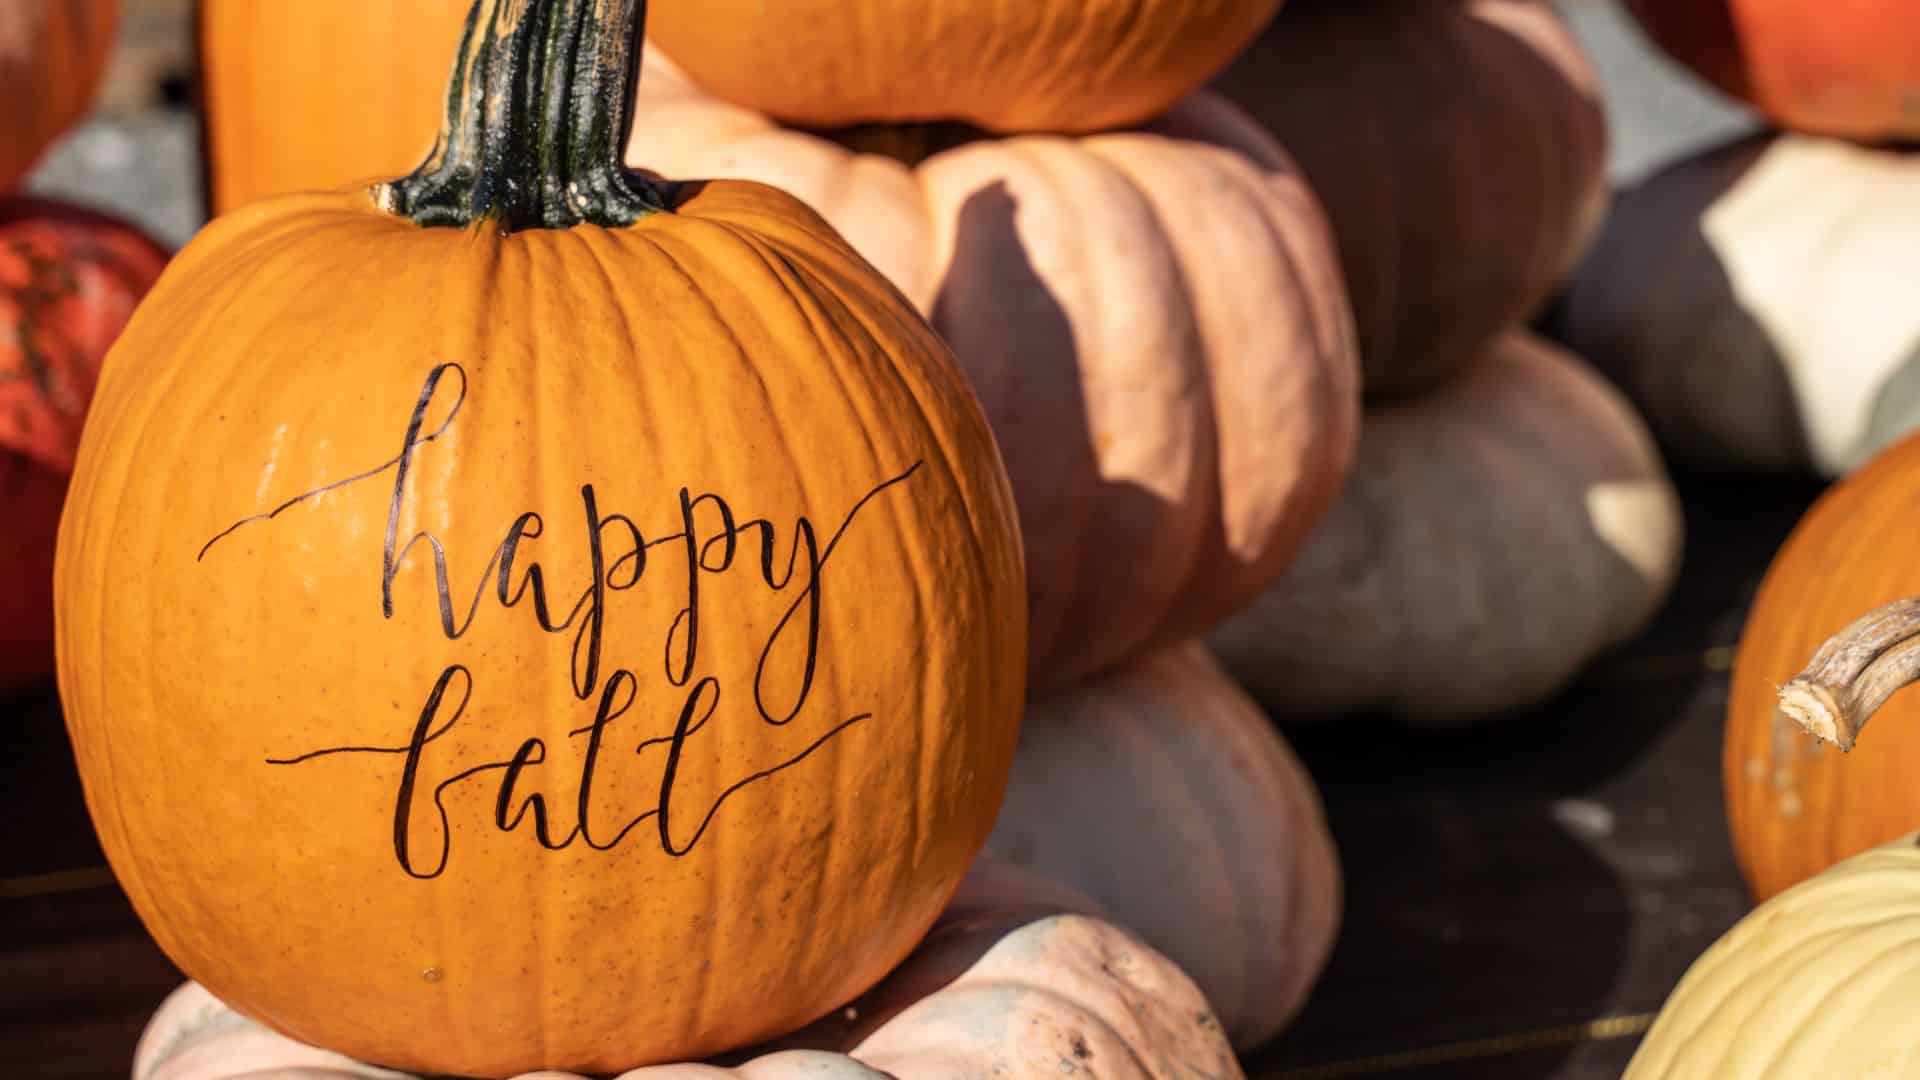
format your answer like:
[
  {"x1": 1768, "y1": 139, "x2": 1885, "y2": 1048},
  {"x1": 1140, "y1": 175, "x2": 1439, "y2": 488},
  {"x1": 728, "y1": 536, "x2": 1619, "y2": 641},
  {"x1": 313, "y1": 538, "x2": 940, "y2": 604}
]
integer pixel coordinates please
[
  {"x1": 0, "y1": 0, "x2": 120, "y2": 191},
  {"x1": 58, "y1": 1, "x2": 1025, "y2": 1075},
  {"x1": 647, "y1": 0, "x2": 1286, "y2": 134},
  {"x1": 1726, "y1": 431, "x2": 1920, "y2": 900}
]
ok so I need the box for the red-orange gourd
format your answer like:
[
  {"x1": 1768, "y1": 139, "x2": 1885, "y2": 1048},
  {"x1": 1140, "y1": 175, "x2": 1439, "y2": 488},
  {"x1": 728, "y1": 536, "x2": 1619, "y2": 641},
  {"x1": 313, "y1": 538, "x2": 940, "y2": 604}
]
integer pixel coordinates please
[
  {"x1": 1727, "y1": 430, "x2": 1920, "y2": 900},
  {"x1": 1623, "y1": 0, "x2": 1920, "y2": 143},
  {"x1": 134, "y1": 862, "x2": 1244, "y2": 1080},
  {"x1": 0, "y1": 197, "x2": 167, "y2": 692},
  {"x1": 0, "y1": 0, "x2": 119, "y2": 191},
  {"x1": 627, "y1": 50, "x2": 1360, "y2": 691},
  {"x1": 1213, "y1": 0, "x2": 1609, "y2": 395},
  {"x1": 56, "y1": 2, "x2": 1026, "y2": 1076},
  {"x1": 647, "y1": 0, "x2": 1285, "y2": 134},
  {"x1": 196, "y1": 0, "x2": 471, "y2": 214}
]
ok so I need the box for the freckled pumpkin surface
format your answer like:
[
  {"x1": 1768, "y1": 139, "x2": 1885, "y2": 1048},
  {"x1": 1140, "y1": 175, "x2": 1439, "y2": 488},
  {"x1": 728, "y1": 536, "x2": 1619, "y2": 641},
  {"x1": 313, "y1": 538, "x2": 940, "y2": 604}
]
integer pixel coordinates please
[
  {"x1": 0, "y1": 198, "x2": 168, "y2": 692},
  {"x1": 1727, "y1": 431, "x2": 1920, "y2": 900},
  {"x1": 54, "y1": 2, "x2": 1026, "y2": 1076}
]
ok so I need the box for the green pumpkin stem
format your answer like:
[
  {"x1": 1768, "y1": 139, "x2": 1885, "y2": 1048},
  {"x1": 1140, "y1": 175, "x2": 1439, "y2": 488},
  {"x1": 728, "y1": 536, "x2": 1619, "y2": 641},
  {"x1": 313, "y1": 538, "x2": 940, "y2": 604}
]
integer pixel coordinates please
[{"x1": 374, "y1": 0, "x2": 669, "y2": 231}]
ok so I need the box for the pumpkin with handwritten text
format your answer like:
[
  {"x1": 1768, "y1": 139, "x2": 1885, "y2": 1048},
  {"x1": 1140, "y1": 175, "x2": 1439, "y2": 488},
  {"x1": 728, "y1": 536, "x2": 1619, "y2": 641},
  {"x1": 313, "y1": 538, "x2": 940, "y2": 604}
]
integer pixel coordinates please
[
  {"x1": 134, "y1": 861, "x2": 1245, "y2": 1080},
  {"x1": 1, "y1": 0, "x2": 120, "y2": 191},
  {"x1": 56, "y1": 2, "x2": 1025, "y2": 1076},
  {"x1": 1213, "y1": 0, "x2": 1609, "y2": 396},
  {"x1": 0, "y1": 198, "x2": 168, "y2": 692},
  {"x1": 647, "y1": 0, "x2": 1284, "y2": 134},
  {"x1": 1210, "y1": 332, "x2": 1684, "y2": 721},
  {"x1": 989, "y1": 641, "x2": 1341, "y2": 1052},
  {"x1": 627, "y1": 50, "x2": 1360, "y2": 691},
  {"x1": 197, "y1": 0, "x2": 471, "y2": 214}
]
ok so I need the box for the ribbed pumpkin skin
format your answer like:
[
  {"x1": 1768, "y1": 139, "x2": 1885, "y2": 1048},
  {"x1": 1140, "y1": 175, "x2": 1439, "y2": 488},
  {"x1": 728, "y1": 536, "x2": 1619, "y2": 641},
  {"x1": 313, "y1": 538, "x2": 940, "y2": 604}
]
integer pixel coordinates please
[
  {"x1": 648, "y1": 0, "x2": 1284, "y2": 134},
  {"x1": 988, "y1": 641, "x2": 1341, "y2": 1052},
  {"x1": 1726, "y1": 432, "x2": 1920, "y2": 900},
  {"x1": 1624, "y1": 832, "x2": 1920, "y2": 1078},
  {"x1": 627, "y1": 51, "x2": 1359, "y2": 692},
  {"x1": 1623, "y1": 0, "x2": 1920, "y2": 143},
  {"x1": 1213, "y1": 0, "x2": 1609, "y2": 396},
  {"x1": 1553, "y1": 133, "x2": 1920, "y2": 477},
  {"x1": 196, "y1": 0, "x2": 471, "y2": 214},
  {"x1": 0, "y1": 198, "x2": 168, "y2": 692},
  {"x1": 1210, "y1": 332, "x2": 1684, "y2": 722},
  {"x1": 0, "y1": 0, "x2": 119, "y2": 191},
  {"x1": 56, "y1": 180, "x2": 1026, "y2": 1075}
]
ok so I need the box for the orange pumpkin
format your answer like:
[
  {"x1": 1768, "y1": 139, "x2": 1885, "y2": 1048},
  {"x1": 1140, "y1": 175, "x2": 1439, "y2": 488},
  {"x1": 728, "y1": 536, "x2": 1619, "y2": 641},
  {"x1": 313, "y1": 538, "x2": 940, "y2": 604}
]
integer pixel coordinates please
[
  {"x1": 1213, "y1": 0, "x2": 1610, "y2": 395},
  {"x1": 196, "y1": 0, "x2": 471, "y2": 214},
  {"x1": 0, "y1": 197, "x2": 168, "y2": 692},
  {"x1": 627, "y1": 50, "x2": 1360, "y2": 690},
  {"x1": 135, "y1": 861, "x2": 1243, "y2": 1080},
  {"x1": 57, "y1": 1, "x2": 1026, "y2": 1075},
  {"x1": 988, "y1": 641, "x2": 1341, "y2": 1052},
  {"x1": 1623, "y1": 0, "x2": 1920, "y2": 143},
  {"x1": 0, "y1": 0, "x2": 120, "y2": 191},
  {"x1": 647, "y1": 0, "x2": 1285, "y2": 134},
  {"x1": 1726, "y1": 431, "x2": 1920, "y2": 900}
]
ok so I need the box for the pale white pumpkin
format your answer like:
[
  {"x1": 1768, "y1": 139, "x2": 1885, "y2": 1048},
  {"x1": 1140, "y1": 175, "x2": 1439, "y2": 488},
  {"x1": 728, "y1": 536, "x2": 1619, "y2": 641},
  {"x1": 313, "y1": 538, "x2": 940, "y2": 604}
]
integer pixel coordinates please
[
  {"x1": 1555, "y1": 132, "x2": 1920, "y2": 477},
  {"x1": 1209, "y1": 331, "x2": 1685, "y2": 722}
]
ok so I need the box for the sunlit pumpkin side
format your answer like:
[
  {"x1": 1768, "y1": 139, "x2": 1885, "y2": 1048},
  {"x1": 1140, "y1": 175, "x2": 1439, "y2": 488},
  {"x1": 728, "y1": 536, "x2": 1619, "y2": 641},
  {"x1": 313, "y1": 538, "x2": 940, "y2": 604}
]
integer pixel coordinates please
[{"x1": 56, "y1": 1, "x2": 1025, "y2": 1075}]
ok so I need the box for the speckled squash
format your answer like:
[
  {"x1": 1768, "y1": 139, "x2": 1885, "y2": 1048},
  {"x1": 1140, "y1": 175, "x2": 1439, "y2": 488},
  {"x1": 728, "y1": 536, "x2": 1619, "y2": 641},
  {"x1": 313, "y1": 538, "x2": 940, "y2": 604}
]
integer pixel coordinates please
[
  {"x1": 1552, "y1": 132, "x2": 1920, "y2": 476},
  {"x1": 0, "y1": 0, "x2": 119, "y2": 190},
  {"x1": 627, "y1": 49, "x2": 1360, "y2": 691},
  {"x1": 1214, "y1": 0, "x2": 1609, "y2": 395},
  {"x1": 56, "y1": 2, "x2": 1025, "y2": 1075},
  {"x1": 988, "y1": 641, "x2": 1341, "y2": 1052},
  {"x1": 1210, "y1": 331, "x2": 1684, "y2": 722},
  {"x1": 1725, "y1": 433, "x2": 1920, "y2": 900},
  {"x1": 0, "y1": 197, "x2": 167, "y2": 692},
  {"x1": 135, "y1": 862, "x2": 1246, "y2": 1080}
]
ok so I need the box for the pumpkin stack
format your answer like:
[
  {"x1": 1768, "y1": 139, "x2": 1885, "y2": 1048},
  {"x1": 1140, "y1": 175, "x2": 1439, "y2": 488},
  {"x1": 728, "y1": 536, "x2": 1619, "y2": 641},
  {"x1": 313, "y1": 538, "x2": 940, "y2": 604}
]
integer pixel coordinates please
[
  {"x1": 1, "y1": 0, "x2": 168, "y2": 693},
  {"x1": 1551, "y1": 0, "x2": 1920, "y2": 479},
  {"x1": 1201, "y1": 0, "x2": 1686, "y2": 725}
]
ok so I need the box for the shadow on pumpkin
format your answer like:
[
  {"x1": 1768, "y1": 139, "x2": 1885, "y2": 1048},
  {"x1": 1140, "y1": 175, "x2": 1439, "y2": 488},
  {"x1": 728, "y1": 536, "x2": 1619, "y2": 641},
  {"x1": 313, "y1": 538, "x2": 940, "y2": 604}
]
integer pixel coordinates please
[
  {"x1": 930, "y1": 180, "x2": 1262, "y2": 689},
  {"x1": 1540, "y1": 134, "x2": 1815, "y2": 474},
  {"x1": 1248, "y1": 466, "x2": 1826, "y2": 1077}
]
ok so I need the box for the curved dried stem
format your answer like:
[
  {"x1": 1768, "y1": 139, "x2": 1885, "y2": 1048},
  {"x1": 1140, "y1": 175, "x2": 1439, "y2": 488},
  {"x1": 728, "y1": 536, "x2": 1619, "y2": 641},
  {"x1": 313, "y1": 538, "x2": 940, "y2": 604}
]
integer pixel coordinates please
[{"x1": 1777, "y1": 596, "x2": 1920, "y2": 752}]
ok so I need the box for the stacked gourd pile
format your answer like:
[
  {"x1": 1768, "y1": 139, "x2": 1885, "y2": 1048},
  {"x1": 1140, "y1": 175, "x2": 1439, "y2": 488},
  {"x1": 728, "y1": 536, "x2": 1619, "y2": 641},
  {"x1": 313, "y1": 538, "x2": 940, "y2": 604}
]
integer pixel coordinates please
[
  {"x1": 0, "y1": 0, "x2": 169, "y2": 693},
  {"x1": 33, "y1": 0, "x2": 1697, "y2": 1078},
  {"x1": 1541, "y1": 4, "x2": 1920, "y2": 1074}
]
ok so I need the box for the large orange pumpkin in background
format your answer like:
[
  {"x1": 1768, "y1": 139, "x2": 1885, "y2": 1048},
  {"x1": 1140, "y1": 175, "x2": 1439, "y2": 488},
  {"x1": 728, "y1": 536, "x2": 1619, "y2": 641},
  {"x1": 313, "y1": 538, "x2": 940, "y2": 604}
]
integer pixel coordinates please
[
  {"x1": 1726, "y1": 431, "x2": 1920, "y2": 900},
  {"x1": 0, "y1": 0, "x2": 121, "y2": 191},
  {"x1": 57, "y1": 1, "x2": 1026, "y2": 1075},
  {"x1": 646, "y1": 0, "x2": 1286, "y2": 134},
  {"x1": 1623, "y1": 0, "x2": 1920, "y2": 143},
  {"x1": 0, "y1": 197, "x2": 168, "y2": 693},
  {"x1": 626, "y1": 51, "x2": 1360, "y2": 691},
  {"x1": 196, "y1": 0, "x2": 470, "y2": 214},
  {"x1": 1214, "y1": 0, "x2": 1609, "y2": 396}
]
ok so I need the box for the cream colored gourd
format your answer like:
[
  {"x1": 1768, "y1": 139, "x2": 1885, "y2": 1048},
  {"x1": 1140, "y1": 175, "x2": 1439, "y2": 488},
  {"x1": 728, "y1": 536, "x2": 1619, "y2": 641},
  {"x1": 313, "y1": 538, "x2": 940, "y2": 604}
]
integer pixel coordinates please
[
  {"x1": 988, "y1": 641, "x2": 1341, "y2": 1051},
  {"x1": 1628, "y1": 597, "x2": 1920, "y2": 1077},
  {"x1": 1554, "y1": 133, "x2": 1920, "y2": 476},
  {"x1": 135, "y1": 862, "x2": 1246, "y2": 1080},
  {"x1": 626, "y1": 49, "x2": 1360, "y2": 691},
  {"x1": 1209, "y1": 331, "x2": 1684, "y2": 721}
]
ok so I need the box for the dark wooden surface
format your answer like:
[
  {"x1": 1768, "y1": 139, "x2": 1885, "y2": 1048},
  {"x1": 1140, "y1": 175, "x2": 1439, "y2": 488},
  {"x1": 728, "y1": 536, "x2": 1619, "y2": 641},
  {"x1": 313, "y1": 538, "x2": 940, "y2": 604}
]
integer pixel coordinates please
[{"x1": 0, "y1": 467, "x2": 1828, "y2": 1079}]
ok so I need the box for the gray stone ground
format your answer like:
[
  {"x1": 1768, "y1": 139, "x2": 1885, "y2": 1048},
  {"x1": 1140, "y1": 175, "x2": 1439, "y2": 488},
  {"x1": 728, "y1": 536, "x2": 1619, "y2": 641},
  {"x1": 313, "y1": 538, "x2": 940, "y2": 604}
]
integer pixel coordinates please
[{"x1": 25, "y1": 0, "x2": 1762, "y2": 252}]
